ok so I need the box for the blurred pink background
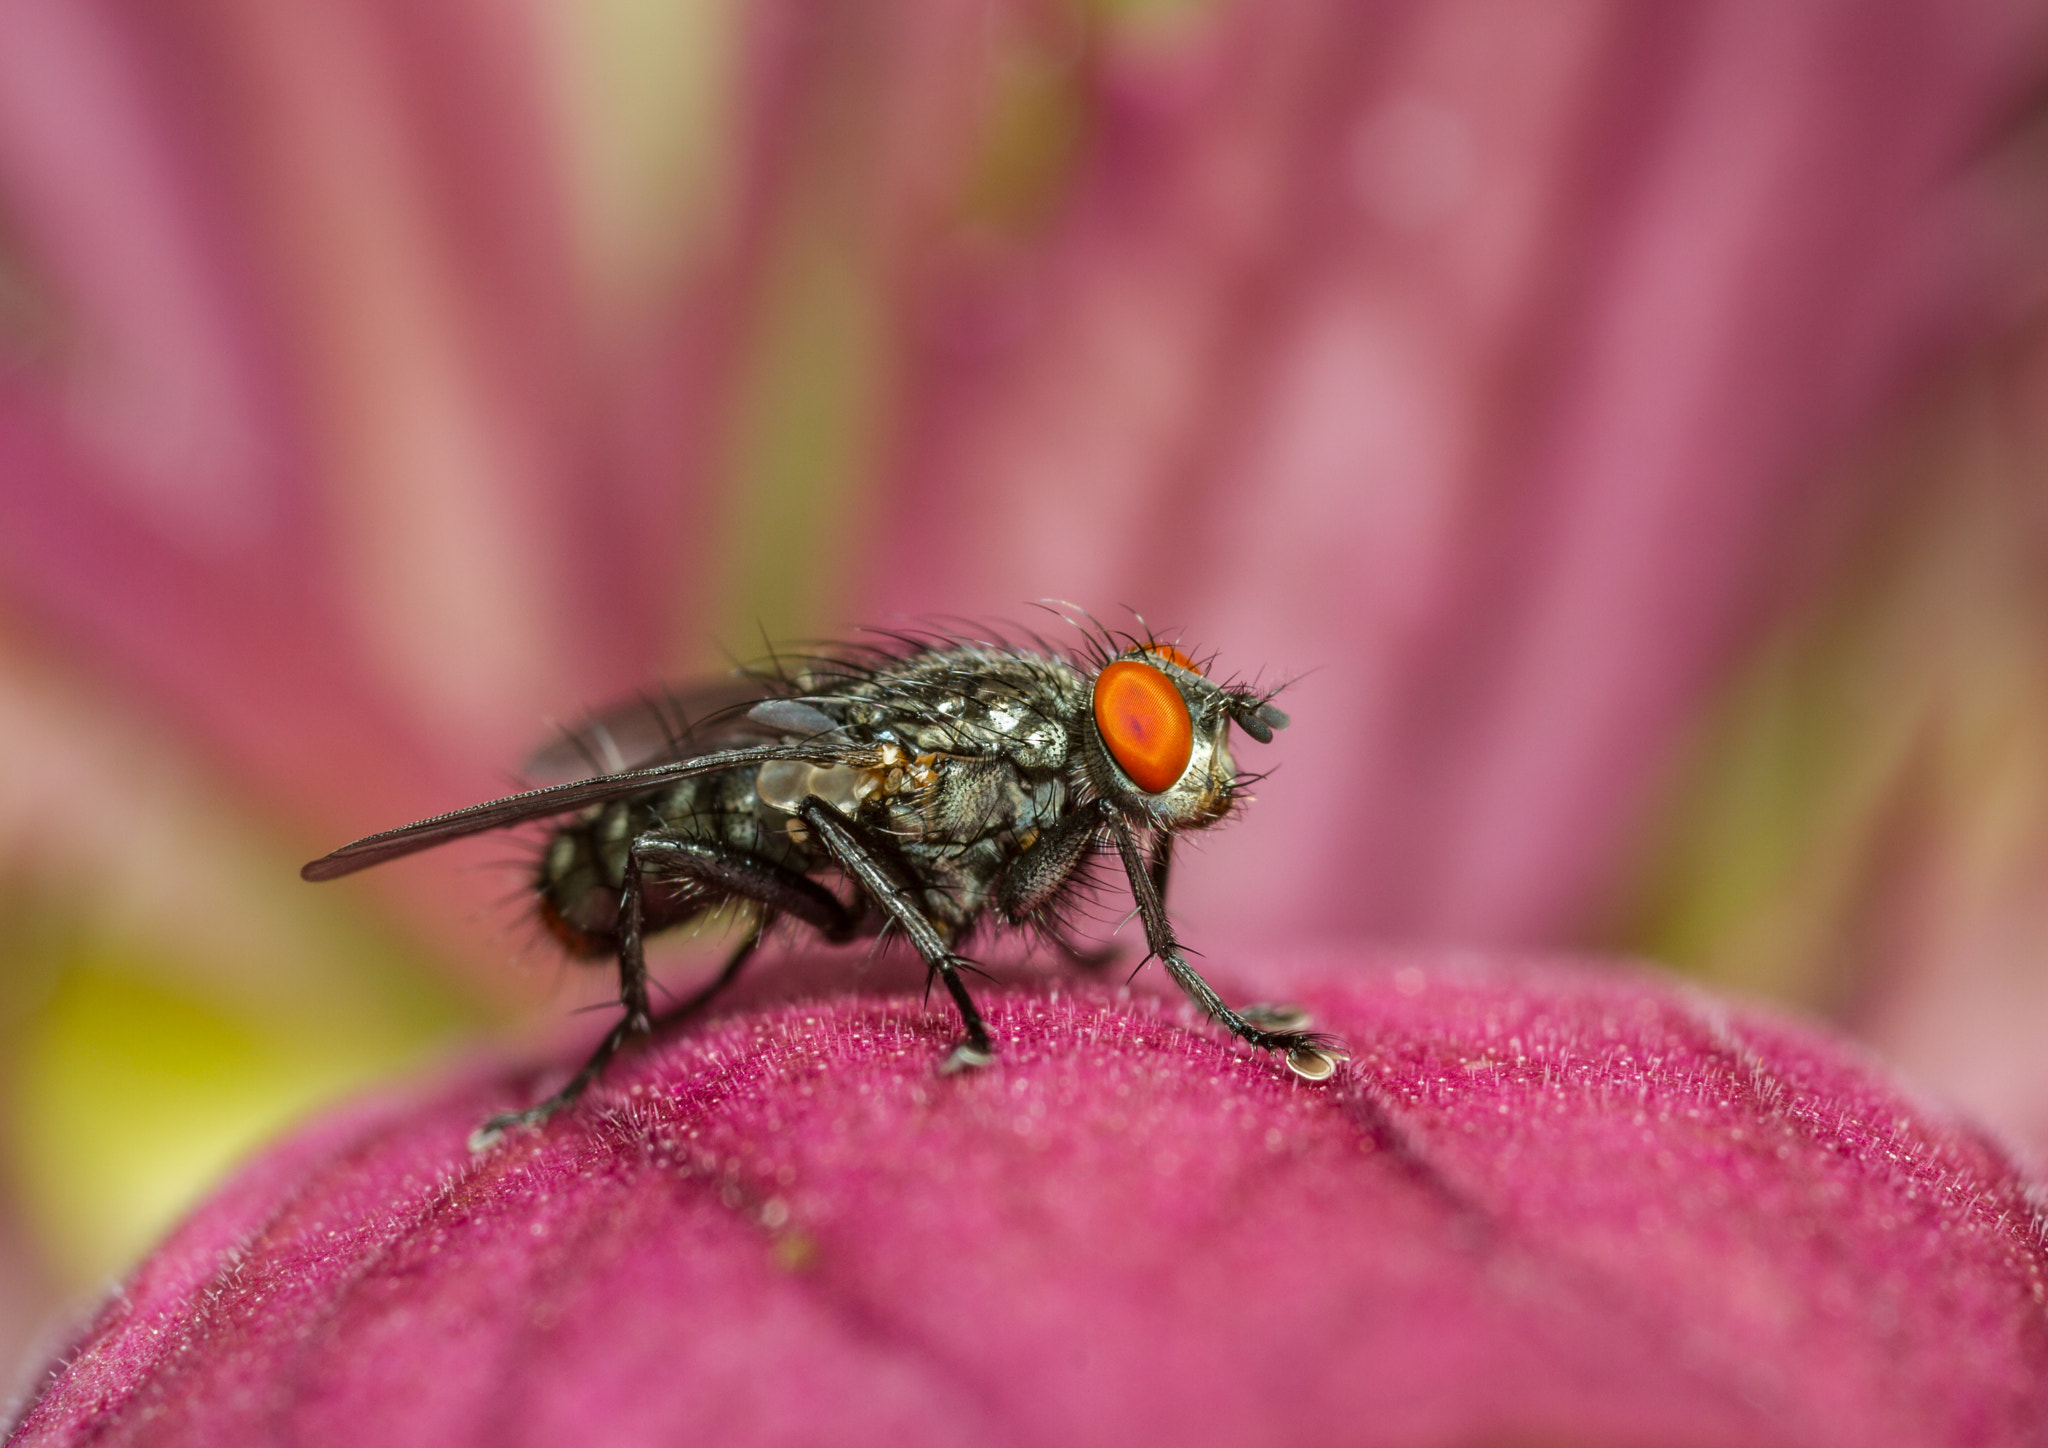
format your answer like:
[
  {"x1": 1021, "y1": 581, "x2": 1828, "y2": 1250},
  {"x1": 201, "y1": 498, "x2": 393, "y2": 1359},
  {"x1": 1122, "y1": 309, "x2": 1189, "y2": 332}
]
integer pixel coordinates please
[{"x1": 5, "y1": 0, "x2": 2048, "y2": 1389}]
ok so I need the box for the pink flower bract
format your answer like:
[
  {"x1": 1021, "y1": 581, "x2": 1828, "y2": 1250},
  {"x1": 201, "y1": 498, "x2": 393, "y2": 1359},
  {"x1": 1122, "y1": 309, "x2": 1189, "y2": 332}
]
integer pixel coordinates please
[{"x1": 9, "y1": 951, "x2": 2047, "y2": 1446}]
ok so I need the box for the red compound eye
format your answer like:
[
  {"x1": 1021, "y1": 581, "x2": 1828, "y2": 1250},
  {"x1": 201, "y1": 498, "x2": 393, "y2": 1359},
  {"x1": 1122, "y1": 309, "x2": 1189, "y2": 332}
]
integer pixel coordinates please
[{"x1": 1093, "y1": 661, "x2": 1194, "y2": 793}]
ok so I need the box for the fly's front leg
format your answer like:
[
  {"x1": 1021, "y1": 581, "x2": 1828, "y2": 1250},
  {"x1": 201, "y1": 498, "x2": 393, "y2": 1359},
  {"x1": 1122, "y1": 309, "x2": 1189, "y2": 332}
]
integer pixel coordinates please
[
  {"x1": 796, "y1": 796, "x2": 995, "y2": 1073},
  {"x1": 993, "y1": 813, "x2": 1171, "y2": 972},
  {"x1": 1148, "y1": 831, "x2": 1174, "y2": 909},
  {"x1": 996, "y1": 800, "x2": 1116, "y2": 969},
  {"x1": 996, "y1": 800, "x2": 1102, "y2": 920},
  {"x1": 1100, "y1": 804, "x2": 1347, "y2": 1082}
]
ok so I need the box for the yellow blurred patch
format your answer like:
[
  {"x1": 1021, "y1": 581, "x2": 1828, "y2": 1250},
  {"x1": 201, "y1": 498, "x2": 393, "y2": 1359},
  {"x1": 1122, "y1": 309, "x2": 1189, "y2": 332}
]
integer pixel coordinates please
[
  {"x1": 957, "y1": 29, "x2": 1088, "y2": 236},
  {"x1": 4, "y1": 941, "x2": 463, "y2": 1286}
]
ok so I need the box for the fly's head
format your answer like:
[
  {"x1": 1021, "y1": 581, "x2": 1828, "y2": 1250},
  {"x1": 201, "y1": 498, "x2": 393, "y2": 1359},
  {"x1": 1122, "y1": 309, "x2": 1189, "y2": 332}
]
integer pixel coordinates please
[{"x1": 1082, "y1": 644, "x2": 1289, "y2": 831}]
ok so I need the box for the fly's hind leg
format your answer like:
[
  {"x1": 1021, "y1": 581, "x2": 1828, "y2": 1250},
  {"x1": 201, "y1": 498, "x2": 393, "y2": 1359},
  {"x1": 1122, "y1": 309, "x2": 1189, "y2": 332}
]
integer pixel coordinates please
[{"x1": 471, "y1": 834, "x2": 855, "y2": 1150}]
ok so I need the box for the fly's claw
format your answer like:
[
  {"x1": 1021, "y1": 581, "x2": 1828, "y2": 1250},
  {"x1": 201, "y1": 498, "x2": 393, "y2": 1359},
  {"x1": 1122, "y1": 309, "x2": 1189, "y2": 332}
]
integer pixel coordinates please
[
  {"x1": 939, "y1": 1040, "x2": 996, "y2": 1074},
  {"x1": 1236, "y1": 1003, "x2": 1348, "y2": 1082},
  {"x1": 468, "y1": 1098, "x2": 573, "y2": 1153},
  {"x1": 1282, "y1": 1035, "x2": 1349, "y2": 1082},
  {"x1": 468, "y1": 1114, "x2": 523, "y2": 1155}
]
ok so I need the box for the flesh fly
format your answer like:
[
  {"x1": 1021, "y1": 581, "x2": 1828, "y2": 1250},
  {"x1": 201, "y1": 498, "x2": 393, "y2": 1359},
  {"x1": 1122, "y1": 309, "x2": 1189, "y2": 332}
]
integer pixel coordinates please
[{"x1": 303, "y1": 620, "x2": 1345, "y2": 1146}]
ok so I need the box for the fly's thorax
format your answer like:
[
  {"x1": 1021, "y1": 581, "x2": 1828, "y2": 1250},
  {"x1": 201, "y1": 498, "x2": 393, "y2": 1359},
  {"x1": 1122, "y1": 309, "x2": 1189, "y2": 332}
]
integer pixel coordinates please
[
  {"x1": 753, "y1": 746, "x2": 899, "y2": 845},
  {"x1": 904, "y1": 693, "x2": 1069, "y2": 771},
  {"x1": 755, "y1": 758, "x2": 881, "y2": 815},
  {"x1": 808, "y1": 648, "x2": 1083, "y2": 773},
  {"x1": 753, "y1": 741, "x2": 1054, "y2": 851}
]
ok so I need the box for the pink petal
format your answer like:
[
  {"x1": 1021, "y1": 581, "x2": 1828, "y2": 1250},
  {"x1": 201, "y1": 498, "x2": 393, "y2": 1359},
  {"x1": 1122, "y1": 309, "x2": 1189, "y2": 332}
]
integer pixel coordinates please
[
  {"x1": 11, "y1": 951, "x2": 2046, "y2": 1445},
  {"x1": 873, "y1": 1, "x2": 2048, "y2": 949}
]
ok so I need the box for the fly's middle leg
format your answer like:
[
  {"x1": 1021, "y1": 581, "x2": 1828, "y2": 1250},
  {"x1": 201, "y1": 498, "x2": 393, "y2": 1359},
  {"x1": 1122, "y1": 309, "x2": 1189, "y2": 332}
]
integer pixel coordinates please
[{"x1": 796, "y1": 796, "x2": 995, "y2": 1072}]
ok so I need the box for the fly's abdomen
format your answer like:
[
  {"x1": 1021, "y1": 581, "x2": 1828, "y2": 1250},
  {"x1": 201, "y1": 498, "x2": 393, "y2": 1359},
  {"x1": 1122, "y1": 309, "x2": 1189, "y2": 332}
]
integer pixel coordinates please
[
  {"x1": 535, "y1": 895, "x2": 614, "y2": 959},
  {"x1": 534, "y1": 819, "x2": 624, "y2": 957},
  {"x1": 535, "y1": 773, "x2": 808, "y2": 956}
]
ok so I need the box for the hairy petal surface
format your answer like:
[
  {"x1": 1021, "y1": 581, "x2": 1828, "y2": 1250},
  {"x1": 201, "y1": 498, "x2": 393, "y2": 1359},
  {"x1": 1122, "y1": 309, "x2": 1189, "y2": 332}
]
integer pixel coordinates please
[{"x1": 10, "y1": 952, "x2": 2047, "y2": 1447}]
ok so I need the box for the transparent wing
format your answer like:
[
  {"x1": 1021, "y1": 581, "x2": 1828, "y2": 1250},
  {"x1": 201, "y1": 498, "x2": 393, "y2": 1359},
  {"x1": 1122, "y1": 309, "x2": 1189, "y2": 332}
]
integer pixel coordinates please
[
  {"x1": 523, "y1": 678, "x2": 778, "y2": 783},
  {"x1": 301, "y1": 742, "x2": 867, "y2": 882}
]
